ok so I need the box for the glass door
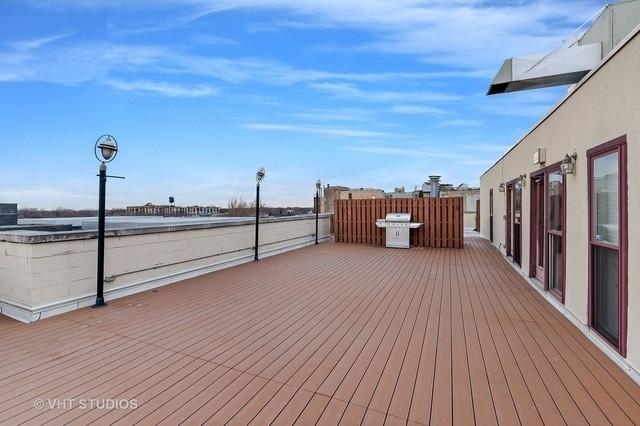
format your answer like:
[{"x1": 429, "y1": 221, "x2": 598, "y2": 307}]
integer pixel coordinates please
[
  {"x1": 489, "y1": 189, "x2": 494, "y2": 243},
  {"x1": 506, "y1": 185, "x2": 512, "y2": 256},
  {"x1": 547, "y1": 170, "x2": 564, "y2": 300},
  {"x1": 589, "y1": 141, "x2": 627, "y2": 355},
  {"x1": 513, "y1": 183, "x2": 522, "y2": 266},
  {"x1": 531, "y1": 176, "x2": 545, "y2": 281}
]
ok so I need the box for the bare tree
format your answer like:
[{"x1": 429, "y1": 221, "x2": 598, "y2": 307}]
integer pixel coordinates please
[{"x1": 226, "y1": 197, "x2": 265, "y2": 217}]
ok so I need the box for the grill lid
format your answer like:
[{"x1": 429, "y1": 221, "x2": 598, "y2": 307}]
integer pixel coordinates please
[{"x1": 385, "y1": 212, "x2": 411, "y2": 223}]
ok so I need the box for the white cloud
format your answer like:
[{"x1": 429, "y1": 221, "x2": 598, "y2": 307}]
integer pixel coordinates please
[
  {"x1": 292, "y1": 108, "x2": 373, "y2": 122},
  {"x1": 344, "y1": 143, "x2": 490, "y2": 162},
  {"x1": 190, "y1": 34, "x2": 238, "y2": 46},
  {"x1": 45, "y1": 0, "x2": 600, "y2": 70},
  {"x1": 13, "y1": 1, "x2": 602, "y2": 83},
  {"x1": 198, "y1": 0, "x2": 600, "y2": 69},
  {"x1": 106, "y1": 79, "x2": 218, "y2": 97},
  {"x1": 244, "y1": 122, "x2": 396, "y2": 138},
  {"x1": 309, "y1": 82, "x2": 460, "y2": 103},
  {"x1": 0, "y1": 37, "x2": 487, "y2": 94},
  {"x1": 390, "y1": 104, "x2": 452, "y2": 115},
  {"x1": 7, "y1": 33, "x2": 71, "y2": 51},
  {"x1": 440, "y1": 119, "x2": 483, "y2": 127}
]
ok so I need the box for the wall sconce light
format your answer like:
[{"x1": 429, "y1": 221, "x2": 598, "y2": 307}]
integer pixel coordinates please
[
  {"x1": 560, "y1": 153, "x2": 578, "y2": 175},
  {"x1": 519, "y1": 174, "x2": 527, "y2": 187},
  {"x1": 498, "y1": 183, "x2": 505, "y2": 192}
]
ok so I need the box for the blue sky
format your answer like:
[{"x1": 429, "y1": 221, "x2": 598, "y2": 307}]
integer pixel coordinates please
[{"x1": 0, "y1": 0, "x2": 603, "y2": 209}]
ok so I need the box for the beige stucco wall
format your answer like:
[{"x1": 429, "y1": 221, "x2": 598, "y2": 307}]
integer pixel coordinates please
[
  {"x1": 0, "y1": 242, "x2": 30, "y2": 305},
  {"x1": 323, "y1": 187, "x2": 386, "y2": 213},
  {"x1": 0, "y1": 215, "x2": 331, "y2": 321},
  {"x1": 463, "y1": 212, "x2": 476, "y2": 229},
  {"x1": 480, "y1": 32, "x2": 640, "y2": 369}
]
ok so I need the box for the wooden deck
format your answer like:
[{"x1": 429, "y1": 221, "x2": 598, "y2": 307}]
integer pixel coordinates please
[{"x1": 1, "y1": 236, "x2": 639, "y2": 425}]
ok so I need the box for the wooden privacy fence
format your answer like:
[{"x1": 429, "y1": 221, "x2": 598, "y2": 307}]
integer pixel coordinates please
[{"x1": 334, "y1": 198, "x2": 464, "y2": 248}]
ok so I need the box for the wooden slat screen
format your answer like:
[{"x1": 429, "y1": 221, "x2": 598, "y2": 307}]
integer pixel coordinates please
[{"x1": 334, "y1": 197, "x2": 464, "y2": 248}]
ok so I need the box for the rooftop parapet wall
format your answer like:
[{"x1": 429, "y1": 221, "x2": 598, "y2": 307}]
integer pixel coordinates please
[{"x1": 0, "y1": 214, "x2": 332, "y2": 323}]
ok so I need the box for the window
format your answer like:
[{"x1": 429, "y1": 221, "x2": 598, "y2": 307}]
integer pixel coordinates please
[
  {"x1": 593, "y1": 153, "x2": 619, "y2": 245},
  {"x1": 547, "y1": 172, "x2": 563, "y2": 232},
  {"x1": 507, "y1": 182, "x2": 522, "y2": 266},
  {"x1": 546, "y1": 170, "x2": 564, "y2": 299},
  {"x1": 588, "y1": 136, "x2": 627, "y2": 356}
]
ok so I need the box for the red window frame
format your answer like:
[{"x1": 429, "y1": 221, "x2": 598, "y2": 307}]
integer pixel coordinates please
[
  {"x1": 530, "y1": 162, "x2": 566, "y2": 303},
  {"x1": 489, "y1": 188, "x2": 494, "y2": 243},
  {"x1": 506, "y1": 178, "x2": 522, "y2": 266},
  {"x1": 528, "y1": 174, "x2": 545, "y2": 280},
  {"x1": 506, "y1": 183, "x2": 512, "y2": 256},
  {"x1": 587, "y1": 135, "x2": 628, "y2": 356},
  {"x1": 545, "y1": 166, "x2": 566, "y2": 303}
]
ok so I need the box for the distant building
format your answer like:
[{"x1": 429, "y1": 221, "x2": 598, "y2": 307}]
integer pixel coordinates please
[
  {"x1": 322, "y1": 185, "x2": 385, "y2": 213},
  {"x1": 384, "y1": 177, "x2": 480, "y2": 227},
  {"x1": 385, "y1": 186, "x2": 416, "y2": 199},
  {"x1": 120, "y1": 203, "x2": 219, "y2": 217},
  {"x1": 322, "y1": 180, "x2": 479, "y2": 226},
  {"x1": 0, "y1": 203, "x2": 18, "y2": 226},
  {"x1": 441, "y1": 184, "x2": 480, "y2": 229}
]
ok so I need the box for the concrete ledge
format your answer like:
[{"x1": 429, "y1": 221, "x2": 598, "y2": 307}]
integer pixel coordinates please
[
  {"x1": 0, "y1": 234, "x2": 332, "y2": 323},
  {"x1": 0, "y1": 214, "x2": 333, "y2": 244}
]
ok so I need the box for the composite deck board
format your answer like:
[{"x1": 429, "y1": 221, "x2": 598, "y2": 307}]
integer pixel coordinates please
[{"x1": 0, "y1": 236, "x2": 639, "y2": 425}]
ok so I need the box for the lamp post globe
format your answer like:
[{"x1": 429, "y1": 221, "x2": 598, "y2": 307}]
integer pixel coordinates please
[
  {"x1": 95, "y1": 135, "x2": 118, "y2": 163},
  {"x1": 256, "y1": 167, "x2": 266, "y2": 184}
]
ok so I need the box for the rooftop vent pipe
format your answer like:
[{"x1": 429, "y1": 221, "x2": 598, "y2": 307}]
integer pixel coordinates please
[{"x1": 429, "y1": 176, "x2": 441, "y2": 198}]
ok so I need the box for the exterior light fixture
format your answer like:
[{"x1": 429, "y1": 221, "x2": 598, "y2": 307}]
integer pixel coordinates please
[
  {"x1": 315, "y1": 179, "x2": 322, "y2": 245},
  {"x1": 93, "y1": 135, "x2": 124, "y2": 308},
  {"x1": 560, "y1": 153, "x2": 578, "y2": 175},
  {"x1": 254, "y1": 167, "x2": 266, "y2": 261},
  {"x1": 498, "y1": 183, "x2": 506, "y2": 192},
  {"x1": 256, "y1": 167, "x2": 266, "y2": 183},
  {"x1": 95, "y1": 135, "x2": 118, "y2": 163},
  {"x1": 519, "y1": 174, "x2": 527, "y2": 187}
]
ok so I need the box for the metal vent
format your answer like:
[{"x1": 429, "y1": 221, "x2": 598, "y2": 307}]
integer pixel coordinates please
[{"x1": 487, "y1": 0, "x2": 640, "y2": 95}]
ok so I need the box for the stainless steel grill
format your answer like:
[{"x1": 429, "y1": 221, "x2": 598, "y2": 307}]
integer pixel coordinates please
[{"x1": 375, "y1": 213, "x2": 422, "y2": 249}]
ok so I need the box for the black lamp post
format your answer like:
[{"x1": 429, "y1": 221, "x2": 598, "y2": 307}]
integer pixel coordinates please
[
  {"x1": 93, "y1": 135, "x2": 119, "y2": 308},
  {"x1": 315, "y1": 179, "x2": 321, "y2": 245},
  {"x1": 254, "y1": 167, "x2": 266, "y2": 261}
]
